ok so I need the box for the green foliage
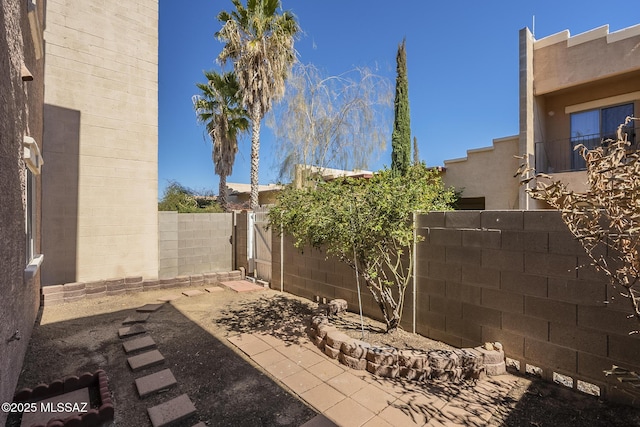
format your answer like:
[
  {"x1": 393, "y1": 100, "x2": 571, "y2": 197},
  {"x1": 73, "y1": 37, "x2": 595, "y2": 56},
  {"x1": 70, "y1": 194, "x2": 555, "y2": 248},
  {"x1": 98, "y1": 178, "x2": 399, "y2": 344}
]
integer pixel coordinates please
[
  {"x1": 158, "y1": 182, "x2": 224, "y2": 213},
  {"x1": 391, "y1": 39, "x2": 411, "y2": 175},
  {"x1": 269, "y1": 164, "x2": 455, "y2": 331}
]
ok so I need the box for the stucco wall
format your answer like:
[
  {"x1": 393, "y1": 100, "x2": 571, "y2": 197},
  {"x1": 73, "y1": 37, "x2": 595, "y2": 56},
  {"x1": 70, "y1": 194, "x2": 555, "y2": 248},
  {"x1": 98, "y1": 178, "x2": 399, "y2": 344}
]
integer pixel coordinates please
[
  {"x1": 274, "y1": 210, "x2": 640, "y2": 405},
  {"x1": 42, "y1": 0, "x2": 159, "y2": 284},
  {"x1": 442, "y1": 136, "x2": 520, "y2": 210},
  {"x1": 533, "y1": 25, "x2": 640, "y2": 95},
  {"x1": 0, "y1": 0, "x2": 45, "y2": 423}
]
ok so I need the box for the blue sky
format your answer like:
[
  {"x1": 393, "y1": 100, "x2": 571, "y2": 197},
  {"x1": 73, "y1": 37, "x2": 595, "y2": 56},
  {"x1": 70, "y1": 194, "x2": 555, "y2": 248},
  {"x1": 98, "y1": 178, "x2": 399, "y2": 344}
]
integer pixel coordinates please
[{"x1": 158, "y1": 1, "x2": 639, "y2": 198}]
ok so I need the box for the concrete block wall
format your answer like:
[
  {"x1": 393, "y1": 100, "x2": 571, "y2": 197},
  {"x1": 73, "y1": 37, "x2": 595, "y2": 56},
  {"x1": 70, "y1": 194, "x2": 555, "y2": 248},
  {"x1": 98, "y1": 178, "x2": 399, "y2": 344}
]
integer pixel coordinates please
[
  {"x1": 42, "y1": 0, "x2": 159, "y2": 284},
  {"x1": 274, "y1": 210, "x2": 640, "y2": 404},
  {"x1": 158, "y1": 212, "x2": 233, "y2": 278}
]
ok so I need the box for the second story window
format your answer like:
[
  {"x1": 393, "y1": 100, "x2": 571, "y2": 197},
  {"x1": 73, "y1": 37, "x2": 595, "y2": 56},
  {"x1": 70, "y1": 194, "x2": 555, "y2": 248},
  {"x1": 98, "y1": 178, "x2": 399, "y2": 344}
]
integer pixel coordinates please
[{"x1": 570, "y1": 103, "x2": 635, "y2": 170}]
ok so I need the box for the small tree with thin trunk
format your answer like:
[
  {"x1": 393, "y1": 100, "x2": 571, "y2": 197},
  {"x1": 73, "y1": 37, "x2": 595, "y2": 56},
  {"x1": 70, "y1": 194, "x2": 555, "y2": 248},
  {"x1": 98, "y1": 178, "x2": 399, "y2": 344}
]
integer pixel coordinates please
[
  {"x1": 269, "y1": 164, "x2": 455, "y2": 332},
  {"x1": 518, "y1": 117, "x2": 640, "y2": 334}
]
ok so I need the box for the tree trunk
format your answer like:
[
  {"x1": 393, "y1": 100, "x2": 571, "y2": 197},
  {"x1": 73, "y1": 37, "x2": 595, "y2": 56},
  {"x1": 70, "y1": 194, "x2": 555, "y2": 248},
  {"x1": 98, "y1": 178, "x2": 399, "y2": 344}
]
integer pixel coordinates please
[
  {"x1": 250, "y1": 103, "x2": 261, "y2": 210},
  {"x1": 218, "y1": 174, "x2": 227, "y2": 211}
]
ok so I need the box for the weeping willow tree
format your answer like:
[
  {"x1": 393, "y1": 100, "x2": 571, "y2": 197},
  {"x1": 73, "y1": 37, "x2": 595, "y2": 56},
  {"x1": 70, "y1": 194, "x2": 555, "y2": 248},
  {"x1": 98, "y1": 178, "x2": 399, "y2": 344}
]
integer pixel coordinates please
[{"x1": 267, "y1": 63, "x2": 393, "y2": 182}]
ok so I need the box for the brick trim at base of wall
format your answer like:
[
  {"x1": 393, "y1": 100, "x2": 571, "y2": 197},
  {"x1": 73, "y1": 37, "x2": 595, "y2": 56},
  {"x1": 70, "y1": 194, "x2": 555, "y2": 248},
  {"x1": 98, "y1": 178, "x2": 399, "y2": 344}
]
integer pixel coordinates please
[{"x1": 40, "y1": 270, "x2": 244, "y2": 306}]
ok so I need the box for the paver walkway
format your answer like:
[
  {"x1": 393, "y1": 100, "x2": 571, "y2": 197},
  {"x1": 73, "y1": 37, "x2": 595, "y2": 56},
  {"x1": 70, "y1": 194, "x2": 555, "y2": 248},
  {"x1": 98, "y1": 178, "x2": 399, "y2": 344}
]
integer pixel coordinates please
[{"x1": 228, "y1": 331, "x2": 521, "y2": 427}]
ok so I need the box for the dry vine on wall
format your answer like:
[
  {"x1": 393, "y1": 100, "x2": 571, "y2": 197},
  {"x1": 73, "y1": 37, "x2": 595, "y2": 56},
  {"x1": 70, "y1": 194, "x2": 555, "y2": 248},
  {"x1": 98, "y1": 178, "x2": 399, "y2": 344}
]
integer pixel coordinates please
[{"x1": 517, "y1": 117, "x2": 640, "y2": 334}]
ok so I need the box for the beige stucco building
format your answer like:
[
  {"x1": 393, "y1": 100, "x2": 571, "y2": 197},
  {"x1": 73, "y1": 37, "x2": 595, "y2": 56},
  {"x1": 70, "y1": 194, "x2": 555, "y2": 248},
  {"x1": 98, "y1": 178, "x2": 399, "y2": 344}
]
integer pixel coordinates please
[
  {"x1": 42, "y1": 0, "x2": 159, "y2": 284},
  {"x1": 443, "y1": 23, "x2": 640, "y2": 209}
]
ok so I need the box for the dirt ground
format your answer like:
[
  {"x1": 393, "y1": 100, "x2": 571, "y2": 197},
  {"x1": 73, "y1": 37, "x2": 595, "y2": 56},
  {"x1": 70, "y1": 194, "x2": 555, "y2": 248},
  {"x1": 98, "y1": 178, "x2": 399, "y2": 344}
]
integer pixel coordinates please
[{"x1": 11, "y1": 286, "x2": 640, "y2": 427}]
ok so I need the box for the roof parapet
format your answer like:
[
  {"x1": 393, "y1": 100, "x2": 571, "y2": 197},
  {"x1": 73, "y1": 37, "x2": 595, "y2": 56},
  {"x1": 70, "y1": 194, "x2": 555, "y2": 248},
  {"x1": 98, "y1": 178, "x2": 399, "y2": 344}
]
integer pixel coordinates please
[{"x1": 534, "y1": 23, "x2": 640, "y2": 50}]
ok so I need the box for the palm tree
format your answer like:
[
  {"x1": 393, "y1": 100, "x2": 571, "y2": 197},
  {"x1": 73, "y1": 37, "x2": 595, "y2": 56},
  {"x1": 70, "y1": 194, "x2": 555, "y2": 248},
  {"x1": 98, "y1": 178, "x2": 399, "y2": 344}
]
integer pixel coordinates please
[
  {"x1": 194, "y1": 70, "x2": 249, "y2": 210},
  {"x1": 216, "y1": 0, "x2": 299, "y2": 208}
]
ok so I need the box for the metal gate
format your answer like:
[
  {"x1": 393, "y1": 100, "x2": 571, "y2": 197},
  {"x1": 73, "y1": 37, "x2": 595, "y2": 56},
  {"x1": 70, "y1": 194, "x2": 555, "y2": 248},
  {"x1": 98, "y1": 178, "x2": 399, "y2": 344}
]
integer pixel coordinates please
[{"x1": 250, "y1": 207, "x2": 272, "y2": 282}]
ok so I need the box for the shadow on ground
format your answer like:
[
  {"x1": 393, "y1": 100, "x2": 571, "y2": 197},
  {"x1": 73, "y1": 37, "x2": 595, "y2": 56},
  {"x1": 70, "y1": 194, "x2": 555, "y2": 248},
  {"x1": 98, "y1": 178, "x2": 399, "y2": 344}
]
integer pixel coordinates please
[
  {"x1": 215, "y1": 294, "x2": 314, "y2": 346},
  {"x1": 14, "y1": 301, "x2": 317, "y2": 427}
]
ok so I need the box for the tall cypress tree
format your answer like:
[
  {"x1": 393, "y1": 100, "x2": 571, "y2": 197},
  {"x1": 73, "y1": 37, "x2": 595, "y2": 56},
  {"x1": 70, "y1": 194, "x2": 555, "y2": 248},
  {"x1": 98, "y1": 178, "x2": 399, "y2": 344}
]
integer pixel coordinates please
[
  {"x1": 413, "y1": 136, "x2": 420, "y2": 165},
  {"x1": 391, "y1": 38, "x2": 411, "y2": 175}
]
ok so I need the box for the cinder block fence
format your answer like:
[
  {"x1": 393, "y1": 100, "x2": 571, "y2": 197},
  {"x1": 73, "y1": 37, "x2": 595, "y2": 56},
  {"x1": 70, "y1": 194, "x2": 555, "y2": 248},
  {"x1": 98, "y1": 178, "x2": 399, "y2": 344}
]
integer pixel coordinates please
[{"x1": 272, "y1": 210, "x2": 640, "y2": 405}]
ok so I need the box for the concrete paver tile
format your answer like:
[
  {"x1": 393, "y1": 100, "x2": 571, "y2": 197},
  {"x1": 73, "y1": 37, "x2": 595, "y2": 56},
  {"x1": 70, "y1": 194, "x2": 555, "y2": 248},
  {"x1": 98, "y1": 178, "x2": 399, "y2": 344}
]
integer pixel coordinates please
[
  {"x1": 220, "y1": 280, "x2": 265, "y2": 293},
  {"x1": 255, "y1": 333, "x2": 286, "y2": 348},
  {"x1": 118, "y1": 324, "x2": 146, "y2": 338},
  {"x1": 276, "y1": 342, "x2": 309, "y2": 361},
  {"x1": 147, "y1": 394, "x2": 196, "y2": 427},
  {"x1": 439, "y1": 401, "x2": 493, "y2": 425},
  {"x1": 128, "y1": 350, "x2": 165, "y2": 372},
  {"x1": 251, "y1": 348, "x2": 285, "y2": 368},
  {"x1": 311, "y1": 360, "x2": 346, "y2": 382},
  {"x1": 228, "y1": 333, "x2": 271, "y2": 356},
  {"x1": 297, "y1": 349, "x2": 327, "y2": 369},
  {"x1": 378, "y1": 402, "x2": 427, "y2": 427},
  {"x1": 205, "y1": 286, "x2": 224, "y2": 292},
  {"x1": 135, "y1": 369, "x2": 177, "y2": 398},
  {"x1": 324, "y1": 397, "x2": 375, "y2": 427},
  {"x1": 264, "y1": 357, "x2": 304, "y2": 380},
  {"x1": 361, "y1": 417, "x2": 394, "y2": 427},
  {"x1": 299, "y1": 414, "x2": 339, "y2": 427},
  {"x1": 281, "y1": 369, "x2": 323, "y2": 394},
  {"x1": 300, "y1": 383, "x2": 346, "y2": 412},
  {"x1": 137, "y1": 303, "x2": 164, "y2": 312},
  {"x1": 350, "y1": 383, "x2": 397, "y2": 414},
  {"x1": 122, "y1": 313, "x2": 150, "y2": 324},
  {"x1": 327, "y1": 371, "x2": 367, "y2": 397},
  {"x1": 123, "y1": 335, "x2": 156, "y2": 354}
]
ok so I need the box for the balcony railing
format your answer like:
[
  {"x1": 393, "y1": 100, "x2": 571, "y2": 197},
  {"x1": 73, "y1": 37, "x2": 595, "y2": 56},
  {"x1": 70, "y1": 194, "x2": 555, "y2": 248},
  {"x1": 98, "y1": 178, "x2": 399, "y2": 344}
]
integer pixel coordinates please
[{"x1": 534, "y1": 125, "x2": 638, "y2": 174}]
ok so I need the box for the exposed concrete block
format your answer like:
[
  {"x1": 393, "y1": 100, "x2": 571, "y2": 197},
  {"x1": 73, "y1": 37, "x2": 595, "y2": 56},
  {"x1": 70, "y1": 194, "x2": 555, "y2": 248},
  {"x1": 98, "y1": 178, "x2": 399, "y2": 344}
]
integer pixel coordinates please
[
  {"x1": 481, "y1": 211, "x2": 523, "y2": 230},
  {"x1": 416, "y1": 211, "x2": 445, "y2": 228},
  {"x1": 501, "y1": 230, "x2": 548, "y2": 252},
  {"x1": 445, "y1": 246, "x2": 482, "y2": 265},
  {"x1": 525, "y1": 252, "x2": 577, "y2": 278},
  {"x1": 428, "y1": 261, "x2": 461, "y2": 282},
  {"x1": 523, "y1": 210, "x2": 567, "y2": 232},
  {"x1": 462, "y1": 229, "x2": 501, "y2": 249},
  {"x1": 444, "y1": 211, "x2": 481, "y2": 229},
  {"x1": 549, "y1": 323, "x2": 606, "y2": 356},
  {"x1": 430, "y1": 228, "x2": 462, "y2": 246},
  {"x1": 481, "y1": 288, "x2": 524, "y2": 314},
  {"x1": 446, "y1": 282, "x2": 482, "y2": 305},
  {"x1": 502, "y1": 312, "x2": 549, "y2": 341},
  {"x1": 524, "y1": 337, "x2": 577, "y2": 373},
  {"x1": 462, "y1": 303, "x2": 502, "y2": 328},
  {"x1": 525, "y1": 296, "x2": 576, "y2": 325},
  {"x1": 547, "y1": 277, "x2": 606, "y2": 306},
  {"x1": 482, "y1": 248, "x2": 524, "y2": 272},
  {"x1": 500, "y1": 271, "x2": 547, "y2": 297},
  {"x1": 461, "y1": 264, "x2": 500, "y2": 288}
]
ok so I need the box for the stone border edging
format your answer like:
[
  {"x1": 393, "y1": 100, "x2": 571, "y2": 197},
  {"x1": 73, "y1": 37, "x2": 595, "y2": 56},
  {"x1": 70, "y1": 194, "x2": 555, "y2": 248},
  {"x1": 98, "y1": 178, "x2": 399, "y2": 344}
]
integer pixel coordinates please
[
  {"x1": 40, "y1": 270, "x2": 244, "y2": 306},
  {"x1": 12, "y1": 370, "x2": 113, "y2": 427},
  {"x1": 308, "y1": 299, "x2": 506, "y2": 382}
]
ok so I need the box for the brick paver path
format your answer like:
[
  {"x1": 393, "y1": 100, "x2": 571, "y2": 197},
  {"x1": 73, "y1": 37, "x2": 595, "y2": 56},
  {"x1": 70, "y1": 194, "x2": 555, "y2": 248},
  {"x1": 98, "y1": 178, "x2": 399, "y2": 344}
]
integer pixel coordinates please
[{"x1": 228, "y1": 331, "x2": 521, "y2": 427}]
